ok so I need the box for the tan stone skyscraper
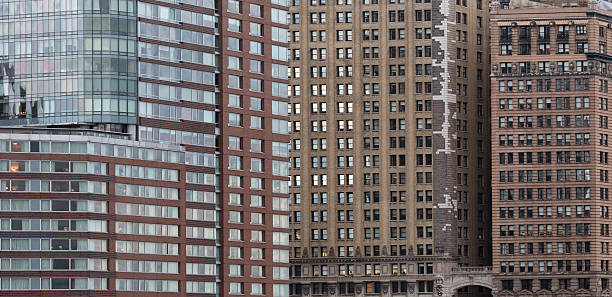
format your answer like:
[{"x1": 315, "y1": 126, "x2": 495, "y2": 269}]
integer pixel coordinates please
[
  {"x1": 288, "y1": 0, "x2": 491, "y2": 295},
  {"x1": 491, "y1": 0, "x2": 612, "y2": 295}
]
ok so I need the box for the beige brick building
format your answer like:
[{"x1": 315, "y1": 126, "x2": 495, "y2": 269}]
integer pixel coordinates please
[{"x1": 287, "y1": 0, "x2": 491, "y2": 295}]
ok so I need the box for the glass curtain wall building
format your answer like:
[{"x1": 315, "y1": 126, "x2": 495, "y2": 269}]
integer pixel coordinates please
[
  {"x1": 0, "y1": 0, "x2": 138, "y2": 126},
  {"x1": 0, "y1": 0, "x2": 290, "y2": 296}
]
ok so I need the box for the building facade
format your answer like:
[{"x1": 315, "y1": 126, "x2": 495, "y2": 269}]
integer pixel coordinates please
[
  {"x1": 288, "y1": 0, "x2": 491, "y2": 295},
  {"x1": 0, "y1": 0, "x2": 290, "y2": 296},
  {"x1": 491, "y1": 2, "x2": 612, "y2": 296}
]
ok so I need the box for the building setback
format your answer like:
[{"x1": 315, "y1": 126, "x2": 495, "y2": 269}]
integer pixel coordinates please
[
  {"x1": 491, "y1": 1, "x2": 612, "y2": 295},
  {"x1": 0, "y1": 0, "x2": 290, "y2": 296},
  {"x1": 287, "y1": 0, "x2": 491, "y2": 295}
]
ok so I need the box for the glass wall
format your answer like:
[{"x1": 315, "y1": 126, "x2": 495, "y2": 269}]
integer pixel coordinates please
[{"x1": 0, "y1": 0, "x2": 138, "y2": 125}]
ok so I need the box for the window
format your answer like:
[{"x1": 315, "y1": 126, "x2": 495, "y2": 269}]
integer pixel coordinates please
[
  {"x1": 250, "y1": 4, "x2": 263, "y2": 17},
  {"x1": 228, "y1": 18, "x2": 242, "y2": 33},
  {"x1": 228, "y1": 113, "x2": 242, "y2": 127},
  {"x1": 250, "y1": 41, "x2": 264, "y2": 55},
  {"x1": 250, "y1": 60, "x2": 264, "y2": 74},
  {"x1": 228, "y1": 37, "x2": 242, "y2": 51},
  {"x1": 250, "y1": 116, "x2": 264, "y2": 129},
  {"x1": 228, "y1": 75, "x2": 243, "y2": 89}
]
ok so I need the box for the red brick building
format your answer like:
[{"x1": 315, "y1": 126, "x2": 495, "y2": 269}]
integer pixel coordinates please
[{"x1": 491, "y1": 2, "x2": 612, "y2": 295}]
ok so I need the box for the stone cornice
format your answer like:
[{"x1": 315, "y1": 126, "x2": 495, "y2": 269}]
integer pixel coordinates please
[{"x1": 290, "y1": 256, "x2": 459, "y2": 265}]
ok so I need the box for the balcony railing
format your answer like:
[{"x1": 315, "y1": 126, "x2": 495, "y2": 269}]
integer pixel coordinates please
[
  {"x1": 451, "y1": 266, "x2": 493, "y2": 274},
  {"x1": 557, "y1": 32, "x2": 569, "y2": 40}
]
